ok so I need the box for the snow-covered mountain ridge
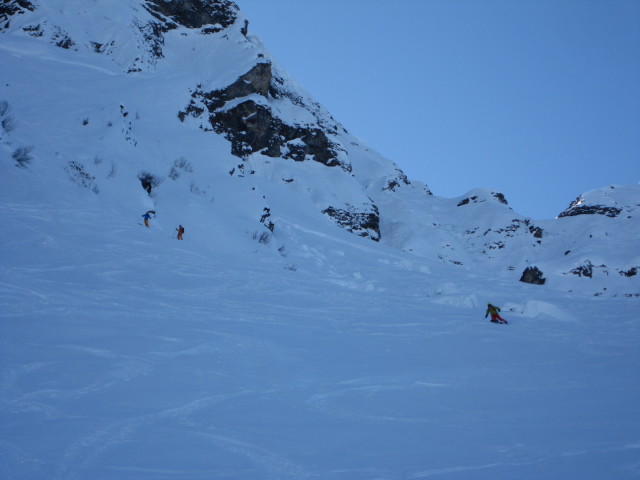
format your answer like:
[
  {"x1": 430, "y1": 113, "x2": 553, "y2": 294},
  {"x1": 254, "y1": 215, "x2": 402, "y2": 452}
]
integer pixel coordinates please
[{"x1": 1, "y1": 0, "x2": 638, "y2": 297}]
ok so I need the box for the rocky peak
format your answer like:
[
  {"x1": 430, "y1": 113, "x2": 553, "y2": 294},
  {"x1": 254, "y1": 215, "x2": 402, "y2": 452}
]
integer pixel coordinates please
[
  {"x1": 558, "y1": 195, "x2": 622, "y2": 218},
  {"x1": 557, "y1": 185, "x2": 638, "y2": 219},
  {"x1": 183, "y1": 62, "x2": 272, "y2": 114},
  {"x1": 143, "y1": 0, "x2": 239, "y2": 32},
  {"x1": 179, "y1": 61, "x2": 346, "y2": 168}
]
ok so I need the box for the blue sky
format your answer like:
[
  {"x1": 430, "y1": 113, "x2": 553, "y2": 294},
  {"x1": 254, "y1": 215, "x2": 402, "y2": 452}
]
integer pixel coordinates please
[{"x1": 238, "y1": 0, "x2": 640, "y2": 219}]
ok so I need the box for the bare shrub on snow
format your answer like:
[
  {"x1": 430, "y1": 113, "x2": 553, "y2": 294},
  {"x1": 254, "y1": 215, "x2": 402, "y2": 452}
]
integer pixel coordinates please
[
  {"x1": 0, "y1": 100, "x2": 16, "y2": 133},
  {"x1": 252, "y1": 230, "x2": 272, "y2": 245},
  {"x1": 169, "y1": 156, "x2": 194, "y2": 180},
  {"x1": 12, "y1": 146, "x2": 34, "y2": 168},
  {"x1": 106, "y1": 161, "x2": 117, "y2": 179}
]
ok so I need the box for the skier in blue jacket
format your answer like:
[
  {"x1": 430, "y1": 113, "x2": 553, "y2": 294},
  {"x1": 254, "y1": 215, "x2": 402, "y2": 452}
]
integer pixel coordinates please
[{"x1": 142, "y1": 210, "x2": 155, "y2": 227}]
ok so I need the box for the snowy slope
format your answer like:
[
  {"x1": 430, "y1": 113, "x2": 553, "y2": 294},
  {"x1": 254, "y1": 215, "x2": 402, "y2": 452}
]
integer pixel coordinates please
[
  {"x1": 2, "y1": 151, "x2": 640, "y2": 479},
  {"x1": 1, "y1": 0, "x2": 639, "y2": 295},
  {"x1": 2, "y1": 156, "x2": 640, "y2": 479},
  {"x1": 1, "y1": 1, "x2": 640, "y2": 478}
]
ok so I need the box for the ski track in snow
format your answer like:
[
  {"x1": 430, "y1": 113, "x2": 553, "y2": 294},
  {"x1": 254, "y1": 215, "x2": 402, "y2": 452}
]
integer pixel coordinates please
[
  {"x1": 2, "y1": 214, "x2": 639, "y2": 479},
  {"x1": 3, "y1": 222, "x2": 640, "y2": 478},
  {"x1": 53, "y1": 390, "x2": 304, "y2": 480},
  {"x1": 1, "y1": 4, "x2": 639, "y2": 477}
]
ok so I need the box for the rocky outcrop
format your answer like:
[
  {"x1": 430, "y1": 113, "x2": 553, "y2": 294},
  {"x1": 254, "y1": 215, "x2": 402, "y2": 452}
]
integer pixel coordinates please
[
  {"x1": 178, "y1": 59, "x2": 376, "y2": 240},
  {"x1": 134, "y1": 0, "x2": 239, "y2": 70},
  {"x1": 201, "y1": 62, "x2": 272, "y2": 110},
  {"x1": 493, "y1": 192, "x2": 508, "y2": 205},
  {"x1": 179, "y1": 62, "x2": 345, "y2": 167},
  {"x1": 477, "y1": 218, "x2": 544, "y2": 242},
  {"x1": 138, "y1": 170, "x2": 162, "y2": 195},
  {"x1": 501, "y1": 219, "x2": 543, "y2": 239},
  {"x1": 0, "y1": 0, "x2": 35, "y2": 31},
  {"x1": 520, "y1": 266, "x2": 546, "y2": 285},
  {"x1": 322, "y1": 206, "x2": 381, "y2": 241},
  {"x1": 143, "y1": 0, "x2": 239, "y2": 32},
  {"x1": 457, "y1": 196, "x2": 477, "y2": 207},
  {"x1": 558, "y1": 195, "x2": 622, "y2": 218},
  {"x1": 558, "y1": 203, "x2": 622, "y2": 218},
  {"x1": 619, "y1": 267, "x2": 637, "y2": 277},
  {"x1": 382, "y1": 171, "x2": 412, "y2": 192},
  {"x1": 457, "y1": 191, "x2": 508, "y2": 207}
]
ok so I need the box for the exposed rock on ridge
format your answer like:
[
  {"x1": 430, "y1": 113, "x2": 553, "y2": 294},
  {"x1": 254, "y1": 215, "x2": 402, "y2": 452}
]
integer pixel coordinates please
[
  {"x1": 557, "y1": 187, "x2": 633, "y2": 219},
  {"x1": 457, "y1": 191, "x2": 508, "y2": 207},
  {"x1": 143, "y1": 0, "x2": 239, "y2": 32},
  {"x1": 177, "y1": 56, "x2": 378, "y2": 240},
  {"x1": 179, "y1": 62, "x2": 345, "y2": 168},
  {"x1": 322, "y1": 206, "x2": 381, "y2": 241},
  {"x1": 558, "y1": 202, "x2": 622, "y2": 218}
]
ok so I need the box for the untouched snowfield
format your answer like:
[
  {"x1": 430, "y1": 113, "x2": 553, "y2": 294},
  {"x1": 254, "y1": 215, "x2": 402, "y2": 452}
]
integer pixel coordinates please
[{"x1": 2, "y1": 189, "x2": 639, "y2": 480}]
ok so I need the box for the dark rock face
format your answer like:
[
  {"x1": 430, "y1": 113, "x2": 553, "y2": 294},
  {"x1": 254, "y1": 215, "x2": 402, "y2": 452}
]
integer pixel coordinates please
[
  {"x1": 492, "y1": 192, "x2": 508, "y2": 205},
  {"x1": 529, "y1": 225, "x2": 543, "y2": 239},
  {"x1": 382, "y1": 171, "x2": 411, "y2": 192},
  {"x1": 179, "y1": 62, "x2": 344, "y2": 167},
  {"x1": 480, "y1": 218, "x2": 544, "y2": 241},
  {"x1": 520, "y1": 266, "x2": 546, "y2": 285},
  {"x1": 207, "y1": 63, "x2": 272, "y2": 109},
  {"x1": 143, "y1": 0, "x2": 239, "y2": 31},
  {"x1": 457, "y1": 192, "x2": 508, "y2": 207},
  {"x1": 457, "y1": 196, "x2": 477, "y2": 207},
  {"x1": 322, "y1": 206, "x2": 381, "y2": 241},
  {"x1": 138, "y1": 171, "x2": 162, "y2": 195},
  {"x1": 211, "y1": 98, "x2": 340, "y2": 165},
  {"x1": 620, "y1": 267, "x2": 637, "y2": 277},
  {"x1": 53, "y1": 31, "x2": 75, "y2": 49},
  {"x1": 130, "y1": 0, "x2": 239, "y2": 69},
  {"x1": 558, "y1": 196, "x2": 622, "y2": 218},
  {"x1": 558, "y1": 204, "x2": 622, "y2": 218},
  {"x1": 0, "y1": 0, "x2": 35, "y2": 30},
  {"x1": 133, "y1": 19, "x2": 165, "y2": 62},
  {"x1": 178, "y1": 59, "x2": 373, "y2": 239}
]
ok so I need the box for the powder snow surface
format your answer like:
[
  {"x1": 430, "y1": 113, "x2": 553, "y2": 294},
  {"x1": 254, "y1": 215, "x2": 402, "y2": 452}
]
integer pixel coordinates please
[
  {"x1": 2, "y1": 187, "x2": 639, "y2": 480},
  {"x1": 1, "y1": 3, "x2": 639, "y2": 479}
]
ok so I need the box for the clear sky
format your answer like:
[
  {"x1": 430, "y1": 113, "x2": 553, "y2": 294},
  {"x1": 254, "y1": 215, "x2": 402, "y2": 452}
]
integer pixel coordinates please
[{"x1": 237, "y1": 0, "x2": 640, "y2": 219}]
